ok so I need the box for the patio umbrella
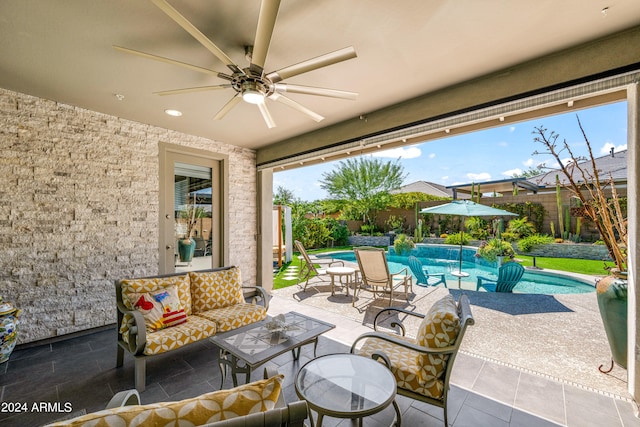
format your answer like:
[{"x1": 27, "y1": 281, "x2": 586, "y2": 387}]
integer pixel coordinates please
[{"x1": 420, "y1": 200, "x2": 517, "y2": 278}]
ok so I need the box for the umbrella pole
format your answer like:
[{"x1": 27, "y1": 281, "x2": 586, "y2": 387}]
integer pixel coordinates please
[{"x1": 459, "y1": 231, "x2": 463, "y2": 273}]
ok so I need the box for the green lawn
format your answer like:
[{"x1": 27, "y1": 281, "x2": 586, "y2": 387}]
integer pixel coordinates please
[
  {"x1": 513, "y1": 255, "x2": 612, "y2": 276},
  {"x1": 273, "y1": 246, "x2": 353, "y2": 289},
  {"x1": 273, "y1": 247, "x2": 612, "y2": 288}
]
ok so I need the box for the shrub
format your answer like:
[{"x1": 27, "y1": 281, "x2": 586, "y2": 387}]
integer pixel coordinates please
[
  {"x1": 506, "y1": 216, "x2": 536, "y2": 238},
  {"x1": 500, "y1": 231, "x2": 518, "y2": 242},
  {"x1": 465, "y1": 216, "x2": 489, "y2": 239},
  {"x1": 517, "y1": 234, "x2": 554, "y2": 252},
  {"x1": 477, "y1": 238, "x2": 515, "y2": 262},
  {"x1": 325, "y1": 218, "x2": 349, "y2": 246},
  {"x1": 445, "y1": 232, "x2": 471, "y2": 246},
  {"x1": 440, "y1": 233, "x2": 448, "y2": 238},
  {"x1": 393, "y1": 234, "x2": 415, "y2": 255}
]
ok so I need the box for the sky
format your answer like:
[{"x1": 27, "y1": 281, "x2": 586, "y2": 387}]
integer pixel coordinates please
[{"x1": 273, "y1": 101, "x2": 628, "y2": 201}]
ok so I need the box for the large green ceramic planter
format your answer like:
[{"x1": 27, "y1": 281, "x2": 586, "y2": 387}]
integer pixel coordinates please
[
  {"x1": 178, "y1": 238, "x2": 196, "y2": 263},
  {"x1": 596, "y1": 275, "x2": 628, "y2": 370}
]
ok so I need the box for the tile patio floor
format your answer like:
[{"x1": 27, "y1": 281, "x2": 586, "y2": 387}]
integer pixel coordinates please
[{"x1": 1, "y1": 290, "x2": 639, "y2": 426}]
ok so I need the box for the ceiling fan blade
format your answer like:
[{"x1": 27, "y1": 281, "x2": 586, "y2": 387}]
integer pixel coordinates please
[
  {"x1": 154, "y1": 85, "x2": 231, "y2": 96},
  {"x1": 266, "y1": 46, "x2": 357, "y2": 83},
  {"x1": 270, "y1": 93, "x2": 324, "y2": 122},
  {"x1": 274, "y1": 83, "x2": 357, "y2": 100},
  {"x1": 213, "y1": 94, "x2": 242, "y2": 120},
  {"x1": 257, "y1": 102, "x2": 276, "y2": 128},
  {"x1": 150, "y1": 0, "x2": 243, "y2": 74},
  {"x1": 250, "y1": 0, "x2": 281, "y2": 75},
  {"x1": 113, "y1": 46, "x2": 233, "y2": 80}
]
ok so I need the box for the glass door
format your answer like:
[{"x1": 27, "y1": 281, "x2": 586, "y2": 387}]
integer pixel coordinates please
[
  {"x1": 173, "y1": 162, "x2": 213, "y2": 272},
  {"x1": 160, "y1": 146, "x2": 222, "y2": 274}
]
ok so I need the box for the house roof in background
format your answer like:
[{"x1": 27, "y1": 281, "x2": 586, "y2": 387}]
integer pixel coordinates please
[
  {"x1": 528, "y1": 149, "x2": 628, "y2": 188},
  {"x1": 392, "y1": 180, "x2": 460, "y2": 199}
]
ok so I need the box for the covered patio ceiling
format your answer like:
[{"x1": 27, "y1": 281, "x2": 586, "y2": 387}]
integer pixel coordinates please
[{"x1": 0, "y1": 1, "x2": 639, "y2": 155}]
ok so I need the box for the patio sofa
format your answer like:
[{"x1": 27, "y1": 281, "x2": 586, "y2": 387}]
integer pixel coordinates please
[
  {"x1": 116, "y1": 266, "x2": 269, "y2": 391},
  {"x1": 45, "y1": 367, "x2": 309, "y2": 427}
]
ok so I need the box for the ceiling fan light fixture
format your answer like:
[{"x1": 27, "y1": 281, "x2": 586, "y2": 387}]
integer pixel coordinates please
[{"x1": 241, "y1": 81, "x2": 265, "y2": 104}]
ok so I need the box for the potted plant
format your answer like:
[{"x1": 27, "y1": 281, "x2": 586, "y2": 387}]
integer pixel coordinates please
[
  {"x1": 476, "y1": 238, "x2": 515, "y2": 266},
  {"x1": 393, "y1": 233, "x2": 415, "y2": 256},
  {"x1": 177, "y1": 194, "x2": 206, "y2": 263},
  {"x1": 533, "y1": 117, "x2": 627, "y2": 371}
]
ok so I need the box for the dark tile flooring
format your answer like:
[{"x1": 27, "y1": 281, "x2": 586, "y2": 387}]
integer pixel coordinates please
[{"x1": 2, "y1": 325, "x2": 640, "y2": 427}]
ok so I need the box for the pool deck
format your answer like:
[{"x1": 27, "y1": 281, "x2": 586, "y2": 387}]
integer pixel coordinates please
[{"x1": 273, "y1": 262, "x2": 629, "y2": 400}]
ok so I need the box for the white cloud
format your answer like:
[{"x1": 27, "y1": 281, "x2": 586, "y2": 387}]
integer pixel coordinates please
[
  {"x1": 502, "y1": 168, "x2": 522, "y2": 177},
  {"x1": 498, "y1": 141, "x2": 508, "y2": 147},
  {"x1": 441, "y1": 175, "x2": 449, "y2": 181},
  {"x1": 599, "y1": 141, "x2": 627, "y2": 155},
  {"x1": 509, "y1": 126, "x2": 516, "y2": 132},
  {"x1": 428, "y1": 153, "x2": 436, "y2": 159},
  {"x1": 466, "y1": 172, "x2": 491, "y2": 181},
  {"x1": 372, "y1": 146, "x2": 421, "y2": 159},
  {"x1": 522, "y1": 158, "x2": 534, "y2": 167}
]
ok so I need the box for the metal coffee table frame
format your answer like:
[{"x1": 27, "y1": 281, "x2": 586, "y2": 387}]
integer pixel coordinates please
[{"x1": 210, "y1": 311, "x2": 335, "y2": 387}]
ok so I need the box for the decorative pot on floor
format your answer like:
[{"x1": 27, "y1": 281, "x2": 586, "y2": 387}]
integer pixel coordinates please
[
  {"x1": 178, "y1": 238, "x2": 196, "y2": 263},
  {"x1": 0, "y1": 298, "x2": 21, "y2": 364},
  {"x1": 596, "y1": 274, "x2": 628, "y2": 372}
]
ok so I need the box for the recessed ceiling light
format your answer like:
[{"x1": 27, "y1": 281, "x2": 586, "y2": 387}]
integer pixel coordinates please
[{"x1": 165, "y1": 109, "x2": 182, "y2": 117}]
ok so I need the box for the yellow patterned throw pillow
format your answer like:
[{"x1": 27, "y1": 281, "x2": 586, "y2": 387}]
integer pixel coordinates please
[
  {"x1": 45, "y1": 374, "x2": 284, "y2": 427},
  {"x1": 127, "y1": 285, "x2": 187, "y2": 331},
  {"x1": 190, "y1": 267, "x2": 245, "y2": 313},
  {"x1": 415, "y1": 294, "x2": 460, "y2": 397}
]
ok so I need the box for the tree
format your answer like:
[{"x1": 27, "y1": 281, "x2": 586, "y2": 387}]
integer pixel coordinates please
[
  {"x1": 319, "y1": 158, "x2": 407, "y2": 231},
  {"x1": 511, "y1": 165, "x2": 546, "y2": 178},
  {"x1": 273, "y1": 185, "x2": 297, "y2": 206}
]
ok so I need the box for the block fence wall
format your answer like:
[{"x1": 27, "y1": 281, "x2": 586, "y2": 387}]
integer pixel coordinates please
[{"x1": 0, "y1": 88, "x2": 257, "y2": 344}]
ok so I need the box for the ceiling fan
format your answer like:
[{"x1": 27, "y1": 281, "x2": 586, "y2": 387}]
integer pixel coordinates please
[{"x1": 114, "y1": 0, "x2": 358, "y2": 128}]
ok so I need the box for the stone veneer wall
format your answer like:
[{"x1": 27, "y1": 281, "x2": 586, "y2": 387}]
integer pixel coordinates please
[{"x1": 0, "y1": 88, "x2": 257, "y2": 344}]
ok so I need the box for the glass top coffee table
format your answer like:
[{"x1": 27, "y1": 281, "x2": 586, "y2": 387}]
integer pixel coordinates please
[
  {"x1": 295, "y1": 353, "x2": 401, "y2": 427},
  {"x1": 210, "y1": 311, "x2": 335, "y2": 387}
]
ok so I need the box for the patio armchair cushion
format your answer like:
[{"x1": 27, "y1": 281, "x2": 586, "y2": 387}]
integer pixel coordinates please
[
  {"x1": 190, "y1": 267, "x2": 245, "y2": 311},
  {"x1": 358, "y1": 334, "x2": 427, "y2": 394},
  {"x1": 415, "y1": 295, "x2": 460, "y2": 393},
  {"x1": 45, "y1": 373, "x2": 284, "y2": 427}
]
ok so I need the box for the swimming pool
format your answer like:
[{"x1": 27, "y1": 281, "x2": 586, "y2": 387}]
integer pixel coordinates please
[{"x1": 319, "y1": 245, "x2": 595, "y2": 295}]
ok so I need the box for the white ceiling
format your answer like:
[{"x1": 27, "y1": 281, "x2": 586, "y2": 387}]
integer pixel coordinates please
[{"x1": 1, "y1": 0, "x2": 639, "y2": 150}]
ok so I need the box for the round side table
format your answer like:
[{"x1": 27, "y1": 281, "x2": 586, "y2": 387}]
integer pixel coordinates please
[
  {"x1": 295, "y1": 353, "x2": 401, "y2": 427},
  {"x1": 326, "y1": 266, "x2": 357, "y2": 296}
]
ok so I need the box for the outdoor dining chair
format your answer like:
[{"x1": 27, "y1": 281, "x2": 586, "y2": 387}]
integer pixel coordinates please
[
  {"x1": 353, "y1": 246, "x2": 412, "y2": 306},
  {"x1": 408, "y1": 256, "x2": 447, "y2": 287},
  {"x1": 294, "y1": 240, "x2": 344, "y2": 291},
  {"x1": 476, "y1": 261, "x2": 525, "y2": 292}
]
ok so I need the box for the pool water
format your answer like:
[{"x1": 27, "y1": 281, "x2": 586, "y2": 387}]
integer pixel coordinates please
[{"x1": 320, "y1": 250, "x2": 595, "y2": 295}]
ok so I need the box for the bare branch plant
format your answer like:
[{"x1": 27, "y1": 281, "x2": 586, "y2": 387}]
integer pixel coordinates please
[{"x1": 533, "y1": 116, "x2": 627, "y2": 272}]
